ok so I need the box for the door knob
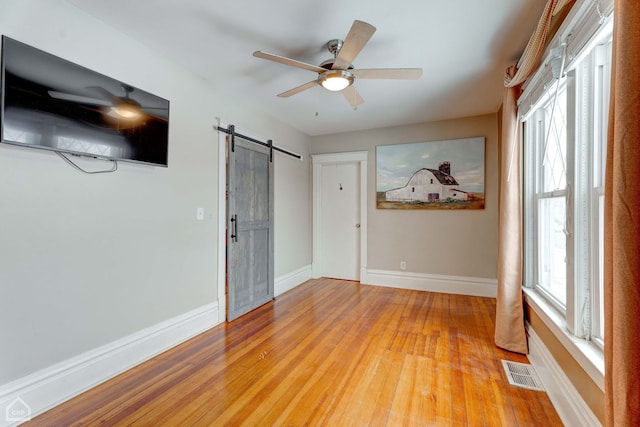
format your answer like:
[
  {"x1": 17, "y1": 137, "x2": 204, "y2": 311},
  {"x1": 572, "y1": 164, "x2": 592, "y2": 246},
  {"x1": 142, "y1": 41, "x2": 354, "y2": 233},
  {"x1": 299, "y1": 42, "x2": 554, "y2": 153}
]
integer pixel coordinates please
[{"x1": 356, "y1": 224, "x2": 361, "y2": 228}]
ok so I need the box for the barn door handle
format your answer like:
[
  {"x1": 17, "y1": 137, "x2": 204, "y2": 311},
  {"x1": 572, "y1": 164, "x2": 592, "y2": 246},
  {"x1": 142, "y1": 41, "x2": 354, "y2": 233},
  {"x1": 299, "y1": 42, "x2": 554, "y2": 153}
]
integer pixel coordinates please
[{"x1": 230, "y1": 214, "x2": 238, "y2": 242}]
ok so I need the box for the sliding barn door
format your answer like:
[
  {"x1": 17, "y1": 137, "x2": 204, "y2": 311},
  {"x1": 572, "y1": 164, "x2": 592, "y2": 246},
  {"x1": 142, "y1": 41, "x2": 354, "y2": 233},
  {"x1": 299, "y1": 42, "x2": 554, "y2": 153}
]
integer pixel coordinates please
[{"x1": 227, "y1": 136, "x2": 274, "y2": 321}]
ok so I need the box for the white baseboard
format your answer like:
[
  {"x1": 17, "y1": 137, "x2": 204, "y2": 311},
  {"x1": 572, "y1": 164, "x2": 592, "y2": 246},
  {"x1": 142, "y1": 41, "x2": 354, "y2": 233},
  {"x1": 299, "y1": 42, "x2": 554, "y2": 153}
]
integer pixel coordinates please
[
  {"x1": 275, "y1": 264, "x2": 312, "y2": 297},
  {"x1": 365, "y1": 269, "x2": 497, "y2": 298},
  {"x1": 0, "y1": 302, "x2": 219, "y2": 427},
  {"x1": 526, "y1": 323, "x2": 602, "y2": 427}
]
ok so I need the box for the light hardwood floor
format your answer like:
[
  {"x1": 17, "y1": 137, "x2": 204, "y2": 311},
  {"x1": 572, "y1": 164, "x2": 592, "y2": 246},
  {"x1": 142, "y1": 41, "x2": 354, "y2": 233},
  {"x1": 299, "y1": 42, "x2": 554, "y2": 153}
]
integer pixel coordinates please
[{"x1": 29, "y1": 278, "x2": 562, "y2": 426}]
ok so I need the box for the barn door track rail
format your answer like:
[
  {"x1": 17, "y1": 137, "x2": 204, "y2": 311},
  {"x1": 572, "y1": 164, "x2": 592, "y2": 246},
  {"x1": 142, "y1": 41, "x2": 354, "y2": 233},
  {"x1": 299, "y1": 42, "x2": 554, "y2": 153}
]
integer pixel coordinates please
[{"x1": 216, "y1": 124, "x2": 302, "y2": 161}]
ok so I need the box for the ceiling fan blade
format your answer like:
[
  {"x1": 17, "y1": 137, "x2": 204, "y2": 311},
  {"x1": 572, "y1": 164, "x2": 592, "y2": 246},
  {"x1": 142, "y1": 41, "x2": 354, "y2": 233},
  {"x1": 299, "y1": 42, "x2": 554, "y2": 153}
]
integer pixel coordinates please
[
  {"x1": 48, "y1": 90, "x2": 112, "y2": 106},
  {"x1": 351, "y1": 68, "x2": 423, "y2": 80},
  {"x1": 342, "y1": 86, "x2": 364, "y2": 109},
  {"x1": 332, "y1": 20, "x2": 376, "y2": 70},
  {"x1": 277, "y1": 80, "x2": 318, "y2": 98},
  {"x1": 253, "y1": 51, "x2": 325, "y2": 73},
  {"x1": 86, "y1": 86, "x2": 120, "y2": 103}
]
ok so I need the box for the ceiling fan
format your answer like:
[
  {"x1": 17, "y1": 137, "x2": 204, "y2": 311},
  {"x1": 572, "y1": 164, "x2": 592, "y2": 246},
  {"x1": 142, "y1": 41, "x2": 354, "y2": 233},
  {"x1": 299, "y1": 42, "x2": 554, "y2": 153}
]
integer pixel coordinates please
[
  {"x1": 253, "y1": 20, "x2": 423, "y2": 109},
  {"x1": 48, "y1": 84, "x2": 156, "y2": 121}
]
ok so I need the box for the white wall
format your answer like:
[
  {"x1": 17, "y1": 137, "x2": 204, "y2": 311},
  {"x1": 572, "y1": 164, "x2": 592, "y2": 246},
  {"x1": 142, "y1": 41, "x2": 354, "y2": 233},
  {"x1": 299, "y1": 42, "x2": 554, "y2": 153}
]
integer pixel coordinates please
[
  {"x1": 274, "y1": 153, "x2": 311, "y2": 277},
  {"x1": 0, "y1": 0, "x2": 310, "y2": 385},
  {"x1": 310, "y1": 114, "x2": 499, "y2": 280}
]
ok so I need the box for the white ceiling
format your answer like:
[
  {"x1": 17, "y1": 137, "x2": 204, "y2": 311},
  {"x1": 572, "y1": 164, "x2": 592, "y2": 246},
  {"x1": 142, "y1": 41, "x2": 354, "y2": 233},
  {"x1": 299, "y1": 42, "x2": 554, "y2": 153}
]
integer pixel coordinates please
[{"x1": 68, "y1": 0, "x2": 545, "y2": 136}]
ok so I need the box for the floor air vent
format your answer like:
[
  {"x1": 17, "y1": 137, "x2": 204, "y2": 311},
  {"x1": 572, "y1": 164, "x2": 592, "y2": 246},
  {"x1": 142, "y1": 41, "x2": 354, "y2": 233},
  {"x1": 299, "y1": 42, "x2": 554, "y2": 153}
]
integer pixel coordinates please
[{"x1": 501, "y1": 360, "x2": 545, "y2": 391}]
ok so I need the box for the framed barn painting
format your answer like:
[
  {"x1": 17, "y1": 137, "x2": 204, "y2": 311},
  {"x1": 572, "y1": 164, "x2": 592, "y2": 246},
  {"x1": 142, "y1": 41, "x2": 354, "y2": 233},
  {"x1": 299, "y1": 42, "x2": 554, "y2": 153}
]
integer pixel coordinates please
[{"x1": 376, "y1": 137, "x2": 485, "y2": 209}]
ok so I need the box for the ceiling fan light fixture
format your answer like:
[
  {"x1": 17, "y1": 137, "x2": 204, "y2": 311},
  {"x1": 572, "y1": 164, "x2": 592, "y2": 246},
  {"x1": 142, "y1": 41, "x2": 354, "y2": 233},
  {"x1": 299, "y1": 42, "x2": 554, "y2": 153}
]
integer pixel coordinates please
[
  {"x1": 319, "y1": 70, "x2": 354, "y2": 92},
  {"x1": 110, "y1": 106, "x2": 140, "y2": 119},
  {"x1": 108, "y1": 99, "x2": 143, "y2": 120}
]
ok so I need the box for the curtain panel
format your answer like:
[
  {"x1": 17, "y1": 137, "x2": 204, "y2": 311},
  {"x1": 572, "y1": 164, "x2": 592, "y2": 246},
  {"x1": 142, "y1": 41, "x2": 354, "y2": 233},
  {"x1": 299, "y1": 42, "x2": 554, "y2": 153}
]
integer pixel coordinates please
[
  {"x1": 604, "y1": 1, "x2": 640, "y2": 425},
  {"x1": 495, "y1": 0, "x2": 574, "y2": 354},
  {"x1": 495, "y1": 66, "x2": 527, "y2": 354}
]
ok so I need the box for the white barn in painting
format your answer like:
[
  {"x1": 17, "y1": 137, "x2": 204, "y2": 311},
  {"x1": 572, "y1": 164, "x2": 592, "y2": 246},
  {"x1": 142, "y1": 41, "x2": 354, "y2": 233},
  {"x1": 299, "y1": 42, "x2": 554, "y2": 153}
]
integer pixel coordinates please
[{"x1": 385, "y1": 161, "x2": 468, "y2": 202}]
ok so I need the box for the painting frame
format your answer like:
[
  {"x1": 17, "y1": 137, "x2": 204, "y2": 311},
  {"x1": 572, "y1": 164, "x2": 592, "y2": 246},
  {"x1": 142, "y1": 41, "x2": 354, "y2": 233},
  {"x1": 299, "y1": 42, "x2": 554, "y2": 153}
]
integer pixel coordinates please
[{"x1": 376, "y1": 137, "x2": 485, "y2": 210}]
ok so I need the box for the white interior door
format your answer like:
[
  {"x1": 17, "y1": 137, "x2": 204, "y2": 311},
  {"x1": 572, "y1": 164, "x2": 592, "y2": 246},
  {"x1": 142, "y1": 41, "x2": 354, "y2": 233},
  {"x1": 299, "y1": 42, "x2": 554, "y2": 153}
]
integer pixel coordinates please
[{"x1": 320, "y1": 163, "x2": 360, "y2": 280}]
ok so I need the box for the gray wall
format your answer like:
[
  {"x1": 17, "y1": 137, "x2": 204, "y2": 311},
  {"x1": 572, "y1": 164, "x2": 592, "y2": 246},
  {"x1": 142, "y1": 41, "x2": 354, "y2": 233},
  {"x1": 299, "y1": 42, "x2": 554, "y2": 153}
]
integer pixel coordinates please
[
  {"x1": 310, "y1": 113, "x2": 499, "y2": 279},
  {"x1": 0, "y1": 0, "x2": 310, "y2": 384}
]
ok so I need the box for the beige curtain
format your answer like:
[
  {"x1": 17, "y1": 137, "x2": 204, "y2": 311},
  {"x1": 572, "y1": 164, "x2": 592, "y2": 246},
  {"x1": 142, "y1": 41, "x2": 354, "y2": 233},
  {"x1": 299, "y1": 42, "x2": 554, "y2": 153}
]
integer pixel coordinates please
[
  {"x1": 495, "y1": 0, "x2": 574, "y2": 353},
  {"x1": 604, "y1": 1, "x2": 640, "y2": 425},
  {"x1": 495, "y1": 66, "x2": 527, "y2": 353}
]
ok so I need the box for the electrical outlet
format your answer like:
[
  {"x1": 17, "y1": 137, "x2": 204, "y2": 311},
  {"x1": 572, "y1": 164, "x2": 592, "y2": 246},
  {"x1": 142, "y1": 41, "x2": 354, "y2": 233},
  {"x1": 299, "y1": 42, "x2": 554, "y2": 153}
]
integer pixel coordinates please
[
  {"x1": 400, "y1": 261, "x2": 406, "y2": 270},
  {"x1": 197, "y1": 207, "x2": 204, "y2": 221}
]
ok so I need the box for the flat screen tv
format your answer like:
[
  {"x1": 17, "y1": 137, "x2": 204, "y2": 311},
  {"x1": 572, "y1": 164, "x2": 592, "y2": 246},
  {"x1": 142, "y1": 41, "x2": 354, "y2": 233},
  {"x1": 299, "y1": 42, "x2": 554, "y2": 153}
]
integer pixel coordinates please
[{"x1": 0, "y1": 36, "x2": 170, "y2": 167}]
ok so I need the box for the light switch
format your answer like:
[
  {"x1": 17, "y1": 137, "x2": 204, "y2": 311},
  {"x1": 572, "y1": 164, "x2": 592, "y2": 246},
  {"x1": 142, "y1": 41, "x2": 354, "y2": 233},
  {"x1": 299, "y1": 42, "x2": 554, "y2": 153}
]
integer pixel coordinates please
[{"x1": 197, "y1": 207, "x2": 204, "y2": 221}]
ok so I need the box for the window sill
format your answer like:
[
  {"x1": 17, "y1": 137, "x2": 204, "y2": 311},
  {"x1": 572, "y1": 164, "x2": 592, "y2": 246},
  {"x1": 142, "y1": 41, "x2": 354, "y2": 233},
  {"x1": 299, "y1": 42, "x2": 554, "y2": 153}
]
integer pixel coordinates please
[{"x1": 523, "y1": 287, "x2": 605, "y2": 392}]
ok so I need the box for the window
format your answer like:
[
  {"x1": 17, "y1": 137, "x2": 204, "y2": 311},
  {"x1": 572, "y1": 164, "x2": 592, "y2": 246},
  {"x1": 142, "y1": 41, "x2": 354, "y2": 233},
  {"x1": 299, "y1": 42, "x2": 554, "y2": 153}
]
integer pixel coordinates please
[
  {"x1": 529, "y1": 84, "x2": 568, "y2": 309},
  {"x1": 523, "y1": 22, "x2": 612, "y2": 349}
]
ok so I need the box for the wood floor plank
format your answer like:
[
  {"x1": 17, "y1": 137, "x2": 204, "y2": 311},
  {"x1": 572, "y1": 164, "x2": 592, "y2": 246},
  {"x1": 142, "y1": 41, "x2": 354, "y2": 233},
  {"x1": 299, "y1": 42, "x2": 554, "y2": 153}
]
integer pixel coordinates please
[
  {"x1": 277, "y1": 289, "x2": 401, "y2": 426},
  {"x1": 27, "y1": 279, "x2": 563, "y2": 426}
]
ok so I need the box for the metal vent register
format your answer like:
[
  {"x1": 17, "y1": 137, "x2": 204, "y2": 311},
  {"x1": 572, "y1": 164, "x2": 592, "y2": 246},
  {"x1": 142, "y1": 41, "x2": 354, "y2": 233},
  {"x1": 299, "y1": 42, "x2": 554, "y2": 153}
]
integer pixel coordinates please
[{"x1": 501, "y1": 360, "x2": 545, "y2": 391}]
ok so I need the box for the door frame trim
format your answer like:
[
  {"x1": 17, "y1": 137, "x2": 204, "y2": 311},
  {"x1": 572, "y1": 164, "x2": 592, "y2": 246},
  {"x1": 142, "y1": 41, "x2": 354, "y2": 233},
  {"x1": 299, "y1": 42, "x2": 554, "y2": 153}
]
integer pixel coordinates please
[
  {"x1": 217, "y1": 120, "x2": 227, "y2": 323},
  {"x1": 311, "y1": 151, "x2": 368, "y2": 283}
]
